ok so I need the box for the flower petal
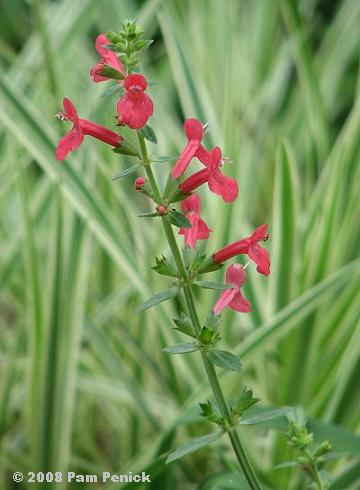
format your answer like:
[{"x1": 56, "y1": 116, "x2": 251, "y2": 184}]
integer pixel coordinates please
[
  {"x1": 208, "y1": 170, "x2": 239, "y2": 203},
  {"x1": 229, "y1": 290, "x2": 251, "y2": 312},
  {"x1": 225, "y1": 264, "x2": 247, "y2": 287},
  {"x1": 63, "y1": 97, "x2": 79, "y2": 122},
  {"x1": 182, "y1": 213, "x2": 199, "y2": 248},
  {"x1": 124, "y1": 73, "x2": 147, "y2": 91},
  {"x1": 95, "y1": 34, "x2": 111, "y2": 58},
  {"x1": 213, "y1": 289, "x2": 238, "y2": 315},
  {"x1": 251, "y1": 224, "x2": 269, "y2": 243},
  {"x1": 179, "y1": 168, "x2": 210, "y2": 193},
  {"x1": 117, "y1": 92, "x2": 153, "y2": 129},
  {"x1": 181, "y1": 194, "x2": 201, "y2": 214},
  {"x1": 171, "y1": 140, "x2": 200, "y2": 179},
  {"x1": 248, "y1": 243, "x2": 270, "y2": 276},
  {"x1": 55, "y1": 126, "x2": 84, "y2": 161},
  {"x1": 197, "y1": 218, "x2": 211, "y2": 239},
  {"x1": 184, "y1": 118, "x2": 203, "y2": 141}
]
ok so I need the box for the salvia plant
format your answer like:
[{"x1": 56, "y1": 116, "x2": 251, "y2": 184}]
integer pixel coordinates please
[{"x1": 54, "y1": 20, "x2": 341, "y2": 490}]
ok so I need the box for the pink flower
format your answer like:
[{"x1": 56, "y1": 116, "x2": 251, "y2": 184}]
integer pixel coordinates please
[
  {"x1": 178, "y1": 194, "x2": 211, "y2": 248},
  {"x1": 116, "y1": 74, "x2": 153, "y2": 129},
  {"x1": 171, "y1": 119, "x2": 206, "y2": 179},
  {"x1": 213, "y1": 264, "x2": 251, "y2": 315},
  {"x1": 90, "y1": 34, "x2": 125, "y2": 82},
  {"x1": 213, "y1": 224, "x2": 270, "y2": 275},
  {"x1": 55, "y1": 98, "x2": 123, "y2": 161},
  {"x1": 179, "y1": 147, "x2": 238, "y2": 203}
]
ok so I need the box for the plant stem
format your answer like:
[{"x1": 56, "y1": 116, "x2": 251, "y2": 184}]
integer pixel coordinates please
[
  {"x1": 137, "y1": 133, "x2": 262, "y2": 490},
  {"x1": 305, "y1": 450, "x2": 324, "y2": 490}
]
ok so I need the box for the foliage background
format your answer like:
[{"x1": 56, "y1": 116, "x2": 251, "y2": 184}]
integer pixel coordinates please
[{"x1": 0, "y1": 0, "x2": 359, "y2": 488}]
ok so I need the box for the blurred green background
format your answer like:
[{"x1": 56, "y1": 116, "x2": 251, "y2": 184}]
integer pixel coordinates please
[{"x1": 0, "y1": 0, "x2": 359, "y2": 489}]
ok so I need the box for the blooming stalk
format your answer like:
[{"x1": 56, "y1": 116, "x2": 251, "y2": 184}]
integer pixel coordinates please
[{"x1": 54, "y1": 20, "x2": 276, "y2": 490}]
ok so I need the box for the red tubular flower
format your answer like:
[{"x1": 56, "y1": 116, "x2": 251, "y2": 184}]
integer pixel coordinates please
[
  {"x1": 213, "y1": 224, "x2": 270, "y2": 275},
  {"x1": 90, "y1": 34, "x2": 125, "y2": 82},
  {"x1": 116, "y1": 74, "x2": 153, "y2": 129},
  {"x1": 134, "y1": 177, "x2": 146, "y2": 191},
  {"x1": 178, "y1": 194, "x2": 211, "y2": 248},
  {"x1": 179, "y1": 147, "x2": 238, "y2": 203},
  {"x1": 55, "y1": 98, "x2": 123, "y2": 161},
  {"x1": 213, "y1": 264, "x2": 251, "y2": 315},
  {"x1": 171, "y1": 119, "x2": 206, "y2": 179}
]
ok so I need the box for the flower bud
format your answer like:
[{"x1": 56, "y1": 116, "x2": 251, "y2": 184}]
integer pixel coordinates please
[
  {"x1": 313, "y1": 441, "x2": 332, "y2": 458},
  {"x1": 134, "y1": 177, "x2": 146, "y2": 191},
  {"x1": 156, "y1": 204, "x2": 168, "y2": 216}
]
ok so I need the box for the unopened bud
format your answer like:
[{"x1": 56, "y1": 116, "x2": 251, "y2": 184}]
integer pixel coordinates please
[
  {"x1": 313, "y1": 441, "x2": 332, "y2": 458},
  {"x1": 156, "y1": 204, "x2": 168, "y2": 216},
  {"x1": 134, "y1": 177, "x2": 146, "y2": 191}
]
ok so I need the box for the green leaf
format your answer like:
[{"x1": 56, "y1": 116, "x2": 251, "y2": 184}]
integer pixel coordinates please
[
  {"x1": 166, "y1": 210, "x2": 191, "y2": 228},
  {"x1": 113, "y1": 141, "x2": 140, "y2": 157},
  {"x1": 198, "y1": 257, "x2": 224, "y2": 274},
  {"x1": 318, "y1": 452, "x2": 346, "y2": 462},
  {"x1": 101, "y1": 83, "x2": 124, "y2": 98},
  {"x1": 199, "y1": 401, "x2": 223, "y2": 425},
  {"x1": 240, "y1": 407, "x2": 290, "y2": 425},
  {"x1": 173, "y1": 313, "x2": 196, "y2": 338},
  {"x1": 205, "y1": 312, "x2": 223, "y2": 329},
  {"x1": 137, "y1": 212, "x2": 159, "y2": 218},
  {"x1": 194, "y1": 281, "x2": 234, "y2": 291},
  {"x1": 208, "y1": 350, "x2": 242, "y2": 372},
  {"x1": 139, "y1": 124, "x2": 157, "y2": 144},
  {"x1": 308, "y1": 418, "x2": 360, "y2": 458},
  {"x1": 152, "y1": 255, "x2": 178, "y2": 277},
  {"x1": 162, "y1": 174, "x2": 179, "y2": 202},
  {"x1": 98, "y1": 64, "x2": 125, "y2": 80},
  {"x1": 163, "y1": 343, "x2": 199, "y2": 354},
  {"x1": 166, "y1": 432, "x2": 223, "y2": 464},
  {"x1": 136, "y1": 287, "x2": 179, "y2": 313},
  {"x1": 111, "y1": 164, "x2": 140, "y2": 180},
  {"x1": 275, "y1": 461, "x2": 301, "y2": 470},
  {"x1": 233, "y1": 389, "x2": 260, "y2": 417},
  {"x1": 153, "y1": 155, "x2": 178, "y2": 163}
]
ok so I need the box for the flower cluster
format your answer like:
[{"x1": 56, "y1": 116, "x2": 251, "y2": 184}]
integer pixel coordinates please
[
  {"x1": 56, "y1": 27, "x2": 153, "y2": 160},
  {"x1": 55, "y1": 21, "x2": 270, "y2": 321}
]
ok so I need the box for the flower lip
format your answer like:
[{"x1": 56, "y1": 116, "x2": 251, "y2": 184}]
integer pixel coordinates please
[
  {"x1": 213, "y1": 264, "x2": 251, "y2": 315},
  {"x1": 124, "y1": 74, "x2": 147, "y2": 91}
]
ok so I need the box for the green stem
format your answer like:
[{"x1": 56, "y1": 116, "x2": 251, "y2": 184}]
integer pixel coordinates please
[
  {"x1": 137, "y1": 133, "x2": 262, "y2": 490},
  {"x1": 305, "y1": 450, "x2": 324, "y2": 490}
]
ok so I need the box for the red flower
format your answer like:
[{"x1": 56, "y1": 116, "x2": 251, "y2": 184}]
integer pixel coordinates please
[
  {"x1": 179, "y1": 147, "x2": 238, "y2": 203},
  {"x1": 55, "y1": 98, "x2": 123, "y2": 161},
  {"x1": 134, "y1": 177, "x2": 146, "y2": 191},
  {"x1": 116, "y1": 74, "x2": 153, "y2": 129},
  {"x1": 90, "y1": 34, "x2": 125, "y2": 82},
  {"x1": 213, "y1": 224, "x2": 270, "y2": 275},
  {"x1": 171, "y1": 118, "x2": 206, "y2": 179},
  {"x1": 178, "y1": 194, "x2": 211, "y2": 248},
  {"x1": 213, "y1": 264, "x2": 251, "y2": 315}
]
